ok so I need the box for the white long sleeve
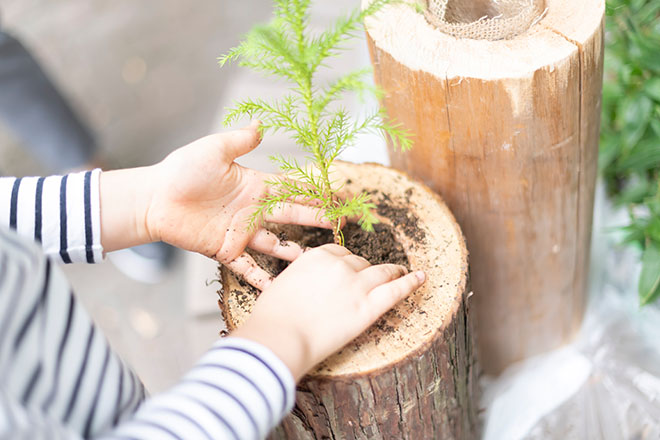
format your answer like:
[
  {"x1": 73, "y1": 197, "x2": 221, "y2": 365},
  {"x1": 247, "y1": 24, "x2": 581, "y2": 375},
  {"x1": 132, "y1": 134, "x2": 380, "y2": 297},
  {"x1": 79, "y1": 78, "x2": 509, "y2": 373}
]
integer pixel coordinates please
[
  {"x1": 0, "y1": 170, "x2": 103, "y2": 263},
  {"x1": 0, "y1": 172, "x2": 296, "y2": 439}
]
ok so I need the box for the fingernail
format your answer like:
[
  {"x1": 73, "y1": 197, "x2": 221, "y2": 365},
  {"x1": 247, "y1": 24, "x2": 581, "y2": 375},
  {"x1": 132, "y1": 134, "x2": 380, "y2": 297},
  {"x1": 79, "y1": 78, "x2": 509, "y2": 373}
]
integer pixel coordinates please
[{"x1": 415, "y1": 271, "x2": 426, "y2": 283}]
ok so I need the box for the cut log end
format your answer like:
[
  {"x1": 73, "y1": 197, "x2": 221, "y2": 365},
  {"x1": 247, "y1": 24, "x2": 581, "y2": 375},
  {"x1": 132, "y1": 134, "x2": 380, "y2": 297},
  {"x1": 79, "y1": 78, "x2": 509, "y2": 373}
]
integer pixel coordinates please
[
  {"x1": 220, "y1": 162, "x2": 478, "y2": 439},
  {"x1": 362, "y1": 0, "x2": 604, "y2": 80},
  {"x1": 221, "y1": 162, "x2": 468, "y2": 378}
]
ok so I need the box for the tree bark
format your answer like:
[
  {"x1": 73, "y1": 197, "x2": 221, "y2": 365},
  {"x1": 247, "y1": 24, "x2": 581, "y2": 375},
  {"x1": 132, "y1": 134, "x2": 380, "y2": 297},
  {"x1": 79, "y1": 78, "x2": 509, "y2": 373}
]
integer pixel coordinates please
[
  {"x1": 272, "y1": 295, "x2": 474, "y2": 440},
  {"x1": 219, "y1": 162, "x2": 478, "y2": 439},
  {"x1": 365, "y1": 0, "x2": 604, "y2": 374}
]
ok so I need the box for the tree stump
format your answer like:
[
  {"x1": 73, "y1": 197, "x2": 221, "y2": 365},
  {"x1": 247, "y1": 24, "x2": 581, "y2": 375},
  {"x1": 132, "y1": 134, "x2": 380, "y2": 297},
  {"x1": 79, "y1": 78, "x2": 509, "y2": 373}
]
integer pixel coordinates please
[
  {"x1": 365, "y1": 0, "x2": 604, "y2": 374},
  {"x1": 219, "y1": 162, "x2": 478, "y2": 439}
]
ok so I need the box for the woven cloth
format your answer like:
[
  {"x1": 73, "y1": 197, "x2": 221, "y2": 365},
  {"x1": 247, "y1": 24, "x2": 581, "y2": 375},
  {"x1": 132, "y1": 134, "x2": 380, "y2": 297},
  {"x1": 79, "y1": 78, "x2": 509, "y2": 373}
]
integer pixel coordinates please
[{"x1": 425, "y1": 0, "x2": 545, "y2": 40}]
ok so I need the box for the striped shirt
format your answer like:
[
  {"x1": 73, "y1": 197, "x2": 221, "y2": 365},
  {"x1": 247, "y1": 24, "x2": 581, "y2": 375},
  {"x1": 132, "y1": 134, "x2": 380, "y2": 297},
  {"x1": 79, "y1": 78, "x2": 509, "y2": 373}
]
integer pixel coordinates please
[{"x1": 0, "y1": 171, "x2": 295, "y2": 439}]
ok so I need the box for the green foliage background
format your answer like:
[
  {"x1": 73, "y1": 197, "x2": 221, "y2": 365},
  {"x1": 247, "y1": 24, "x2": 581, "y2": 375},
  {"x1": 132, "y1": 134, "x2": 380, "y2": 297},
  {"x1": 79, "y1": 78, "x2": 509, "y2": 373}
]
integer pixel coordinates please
[{"x1": 601, "y1": 0, "x2": 660, "y2": 304}]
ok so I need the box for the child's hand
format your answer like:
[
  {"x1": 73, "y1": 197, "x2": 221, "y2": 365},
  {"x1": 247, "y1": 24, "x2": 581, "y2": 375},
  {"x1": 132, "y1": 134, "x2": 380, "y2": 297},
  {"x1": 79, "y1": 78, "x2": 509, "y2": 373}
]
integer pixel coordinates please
[
  {"x1": 101, "y1": 121, "x2": 332, "y2": 289},
  {"x1": 232, "y1": 244, "x2": 426, "y2": 381}
]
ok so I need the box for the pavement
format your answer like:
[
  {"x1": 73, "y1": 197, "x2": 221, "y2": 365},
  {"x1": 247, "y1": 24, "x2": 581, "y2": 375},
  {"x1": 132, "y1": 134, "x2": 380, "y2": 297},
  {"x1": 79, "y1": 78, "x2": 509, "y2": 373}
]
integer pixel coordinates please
[{"x1": 0, "y1": 0, "x2": 386, "y2": 392}]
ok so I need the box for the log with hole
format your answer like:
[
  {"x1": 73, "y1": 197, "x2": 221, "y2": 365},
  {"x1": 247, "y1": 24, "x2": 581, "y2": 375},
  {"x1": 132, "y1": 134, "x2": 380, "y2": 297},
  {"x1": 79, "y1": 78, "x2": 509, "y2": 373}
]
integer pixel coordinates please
[
  {"x1": 365, "y1": 0, "x2": 605, "y2": 374},
  {"x1": 219, "y1": 162, "x2": 478, "y2": 439}
]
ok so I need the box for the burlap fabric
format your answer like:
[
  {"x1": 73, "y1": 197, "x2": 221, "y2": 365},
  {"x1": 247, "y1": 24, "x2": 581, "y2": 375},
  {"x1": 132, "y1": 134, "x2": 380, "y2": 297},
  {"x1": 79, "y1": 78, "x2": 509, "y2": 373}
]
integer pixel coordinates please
[{"x1": 425, "y1": 0, "x2": 546, "y2": 40}]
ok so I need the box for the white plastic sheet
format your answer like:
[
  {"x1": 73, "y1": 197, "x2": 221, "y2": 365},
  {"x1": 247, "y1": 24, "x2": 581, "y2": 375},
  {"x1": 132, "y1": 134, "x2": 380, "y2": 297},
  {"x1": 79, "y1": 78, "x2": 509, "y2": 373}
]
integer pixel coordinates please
[{"x1": 482, "y1": 184, "x2": 660, "y2": 440}]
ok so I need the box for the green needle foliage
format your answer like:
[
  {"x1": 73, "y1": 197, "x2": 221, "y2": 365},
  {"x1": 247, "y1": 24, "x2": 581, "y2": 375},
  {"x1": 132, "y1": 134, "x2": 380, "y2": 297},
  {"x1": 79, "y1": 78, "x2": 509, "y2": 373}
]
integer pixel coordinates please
[
  {"x1": 601, "y1": 0, "x2": 660, "y2": 304},
  {"x1": 219, "y1": 0, "x2": 412, "y2": 245}
]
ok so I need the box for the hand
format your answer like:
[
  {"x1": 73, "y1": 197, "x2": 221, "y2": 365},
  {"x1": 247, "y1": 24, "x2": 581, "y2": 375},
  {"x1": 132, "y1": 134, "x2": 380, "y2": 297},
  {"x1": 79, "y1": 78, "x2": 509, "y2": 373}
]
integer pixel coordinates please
[
  {"x1": 232, "y1": 244, "x2": 426, "y2": 381},
  {"x1": 100, "y1": 122, "x2": 332, "y2": 289}
]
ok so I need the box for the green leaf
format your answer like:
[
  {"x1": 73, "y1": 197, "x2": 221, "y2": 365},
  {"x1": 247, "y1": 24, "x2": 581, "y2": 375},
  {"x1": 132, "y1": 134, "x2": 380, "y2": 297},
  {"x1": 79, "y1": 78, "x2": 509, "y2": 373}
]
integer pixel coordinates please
[
  {"x1": 598, "y1": 133, "x2": 622, "y2": 170},
  {"x1": 308, "y1": 0, "x2": 392, "y2": 72},
  {"x1": 650, "y1": 117, "x2": 660, "y2": 138},
  {"x1": 620, "y1": 223, "x2": 646, "y2": 247},
  {"x1": 631, "y1": 0, "x2": 646, "y2": 11},
  {"x1": 636, "y1": 44, "x2": 660, "y2": 73},
  {"x1": 647, "y1": 217, "x2": 660, "y2": 243},
  {"x1": 314, "y1": 68, "x2": 375, "y2": 113},
  {"x1": 639, "y1": 241, "x2": 660, "y2": 305},
  {"x1": 649, "y1": 191, "x2": 660, "y2": 217},
  {"x1": 644, "y1": 78, "x2": 660, "y2": 102},
  {"x1": 639, "y1": 2, "x2": 660, "y2": 21},
  {"x1": 615, "y1": 139, "x2": 660, "y2": 172},
  {"x1": 620, "y1": 95, "x2": 653, "y2": 148},
  {"x1": 617, "y1": 176, "x2": 651, "y2": 205}
]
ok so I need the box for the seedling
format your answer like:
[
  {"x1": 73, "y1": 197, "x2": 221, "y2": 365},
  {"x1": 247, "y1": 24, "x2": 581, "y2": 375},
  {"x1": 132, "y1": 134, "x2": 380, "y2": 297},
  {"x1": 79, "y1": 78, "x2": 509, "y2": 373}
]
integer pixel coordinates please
[{"x1": 220, "y1": 0, "x2": 412, "y2": 245}]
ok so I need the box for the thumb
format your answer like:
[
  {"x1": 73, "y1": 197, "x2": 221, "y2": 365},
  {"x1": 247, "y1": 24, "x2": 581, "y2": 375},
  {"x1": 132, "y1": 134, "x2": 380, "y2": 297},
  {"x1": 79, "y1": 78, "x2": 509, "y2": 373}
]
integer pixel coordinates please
[{"x1": 220, "y1": 120, "x2": 263, "y2": 162}]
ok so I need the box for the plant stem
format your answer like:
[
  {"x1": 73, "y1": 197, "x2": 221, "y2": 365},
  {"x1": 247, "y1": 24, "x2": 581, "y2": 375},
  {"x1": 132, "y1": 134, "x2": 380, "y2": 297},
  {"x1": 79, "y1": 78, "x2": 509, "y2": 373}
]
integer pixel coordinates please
[
  {"x1": 300, "y1": 65, "x2": 343, "y2": 245},
  {"x1": 333, "y1": 218, "x2": 343, "y2": 245}
]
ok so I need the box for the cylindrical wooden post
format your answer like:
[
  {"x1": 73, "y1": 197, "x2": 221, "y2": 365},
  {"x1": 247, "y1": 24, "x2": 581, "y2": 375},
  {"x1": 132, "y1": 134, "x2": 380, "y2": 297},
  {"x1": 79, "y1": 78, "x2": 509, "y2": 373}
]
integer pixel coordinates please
[
  {"x1": 219, "y1": 162, "x2": 478, "y2": 439},
  {"x1": 365, "y1": 0, "x2": 604, "y2": 373}
]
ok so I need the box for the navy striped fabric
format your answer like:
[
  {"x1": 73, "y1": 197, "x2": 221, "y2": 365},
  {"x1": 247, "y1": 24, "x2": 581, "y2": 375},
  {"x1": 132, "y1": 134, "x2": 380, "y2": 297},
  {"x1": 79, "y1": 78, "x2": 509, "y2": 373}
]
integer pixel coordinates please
[
  {"x1": 0, "y1": 171, "x2": 103, "y2": 264},
  {"x1": 0, "y1": 171, "x2": 295, "y2": 439}
]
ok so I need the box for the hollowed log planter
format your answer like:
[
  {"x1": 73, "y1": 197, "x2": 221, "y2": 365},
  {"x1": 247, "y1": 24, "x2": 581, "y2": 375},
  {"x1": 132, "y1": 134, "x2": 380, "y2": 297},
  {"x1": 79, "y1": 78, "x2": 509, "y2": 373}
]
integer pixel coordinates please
[
  {"x1": 219, "y1": 162, "x2": 478, "y2": 439},
  {"x1": 365, "y1": 0, "x2": 605, "y2": 374}
]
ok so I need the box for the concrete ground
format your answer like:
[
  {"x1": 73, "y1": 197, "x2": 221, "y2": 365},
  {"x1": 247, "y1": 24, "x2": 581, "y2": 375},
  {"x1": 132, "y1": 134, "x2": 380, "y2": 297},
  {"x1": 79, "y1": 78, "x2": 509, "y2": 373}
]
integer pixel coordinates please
[{"x1": 0, "y1": 0, "x2": 386, "y2": 392}]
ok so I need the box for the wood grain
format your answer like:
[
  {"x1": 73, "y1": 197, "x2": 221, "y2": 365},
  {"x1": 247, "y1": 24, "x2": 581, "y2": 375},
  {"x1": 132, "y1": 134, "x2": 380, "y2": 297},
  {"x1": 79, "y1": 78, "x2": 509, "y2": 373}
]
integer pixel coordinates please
[
  {"x1": 365, "y1": 0, "x2": 604, "y2": 373},
  {"x1": 219, "y1": 162, "x2": 478, "y2": 439}
]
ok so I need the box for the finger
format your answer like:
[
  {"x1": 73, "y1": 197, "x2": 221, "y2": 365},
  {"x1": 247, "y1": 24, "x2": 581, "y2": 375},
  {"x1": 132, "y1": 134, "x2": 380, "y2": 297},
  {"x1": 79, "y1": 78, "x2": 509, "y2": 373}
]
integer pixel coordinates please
[
  {"x1": 343, "y1": 254, "x2": 371, "y2": 271},
  {"x1": 263, "y1": 202, "x2": 334, "y2": 229},
  {"x1": 358, "y1": 264, "x2": 409, "y2": 291},
  {"x1": 364, "y1": 271, "x2": 426, "y2": 321},
  {"x1": 248, "y1": 228, "x2": 303, "y2": 261},
  {"x1": 216, "y1": 213, "x2": 253, "y2": 263},
  {"x1": 220, "y1": 120, "x2": 263, "y2": 162},
  {"x1": 318, "y1": 243, "x2": 352, "y2": 257},
  {"x1": 225, "y1": 252, "x2": 274, "y2": 290}
]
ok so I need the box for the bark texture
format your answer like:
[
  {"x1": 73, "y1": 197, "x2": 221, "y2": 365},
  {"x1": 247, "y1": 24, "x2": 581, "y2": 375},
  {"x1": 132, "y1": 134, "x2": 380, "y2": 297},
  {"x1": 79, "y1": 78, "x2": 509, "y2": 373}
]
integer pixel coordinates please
[
  {"x1": 271, "y1": 294, "x2": 476, "y2": 440},
  {"x1": 365, "y1": 0, "x2": 604, "y2": 374},
  {"x1": 219, "y1": 162, "x2": 478, "y2": 439}
]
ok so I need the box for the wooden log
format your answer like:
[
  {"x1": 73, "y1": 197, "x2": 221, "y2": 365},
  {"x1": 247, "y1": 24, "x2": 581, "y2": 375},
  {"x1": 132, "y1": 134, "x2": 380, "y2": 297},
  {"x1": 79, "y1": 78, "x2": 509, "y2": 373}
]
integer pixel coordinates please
[
  {"x1": 364, "y1": 0, "x2": 604, "y2": 374},
  {"x1": 219, "y1": 162, "x2": 479, "y2": 439}
]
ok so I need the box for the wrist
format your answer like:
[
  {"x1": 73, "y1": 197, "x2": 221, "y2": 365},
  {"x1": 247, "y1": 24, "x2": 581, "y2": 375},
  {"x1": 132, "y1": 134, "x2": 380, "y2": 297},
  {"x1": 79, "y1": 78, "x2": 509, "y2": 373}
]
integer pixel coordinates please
[
  {"x1": 99, "y1": 165, "x2": 158, "y2": 251},
  {"x1": 232, "y1": 316, "x2": 311, "y2": 382}
]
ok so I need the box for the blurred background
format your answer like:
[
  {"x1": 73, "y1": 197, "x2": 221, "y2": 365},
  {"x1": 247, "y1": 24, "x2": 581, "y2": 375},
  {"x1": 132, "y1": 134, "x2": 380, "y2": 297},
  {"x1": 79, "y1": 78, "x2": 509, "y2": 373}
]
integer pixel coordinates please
[
  {"x1": 2, "y1": 0, "x2": 659, "y2": 436},
  {"x1": 0, "y1": 0, "x2": 384, "y2": 392}
]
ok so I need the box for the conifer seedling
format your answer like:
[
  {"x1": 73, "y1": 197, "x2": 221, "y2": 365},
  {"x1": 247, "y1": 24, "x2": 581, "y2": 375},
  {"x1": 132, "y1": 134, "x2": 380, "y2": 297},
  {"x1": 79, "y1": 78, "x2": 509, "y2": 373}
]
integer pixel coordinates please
[{"x1": 219, "y1": 0, "x2": 412, "y2": 245}]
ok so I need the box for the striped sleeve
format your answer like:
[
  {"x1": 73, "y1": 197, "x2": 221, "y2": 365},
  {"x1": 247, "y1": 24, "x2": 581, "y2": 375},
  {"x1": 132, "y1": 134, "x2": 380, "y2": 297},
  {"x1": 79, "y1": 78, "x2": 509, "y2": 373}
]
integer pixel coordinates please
[
  {"x1": 0, "y1": 170, "x2": 103, "y2": 263},
  {"x1": 0, "y1": 228, "x2": 144, "y2": 439},
  {"x1": 0, "y1": 228, "x2": 296, "y2": 440},
  {"x1": 108, "y1": 338, "x2": 296, "y2": 440}
]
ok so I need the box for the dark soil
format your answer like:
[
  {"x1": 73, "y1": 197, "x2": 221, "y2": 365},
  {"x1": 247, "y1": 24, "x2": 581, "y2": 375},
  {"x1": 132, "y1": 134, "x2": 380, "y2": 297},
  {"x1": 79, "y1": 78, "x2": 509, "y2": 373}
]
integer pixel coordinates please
[
  {"x1": 376, "y1": 192, "x2": 426, "y2": 244},
  {"x1": 266, "y1": 222, "x2": 409, "y2": 279},
  {"x1": 223, "y1": 187, "x2": 429, "y2": 341},
  {"x1": 233, "y1": 189, "x2": 426, "y2": 297},
  {"x1": 298, "y1": 222, "x2": 409, "y2": 268},
  {"x1": 273, "y1": 187, "x2": 428, "y2": 272}
]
